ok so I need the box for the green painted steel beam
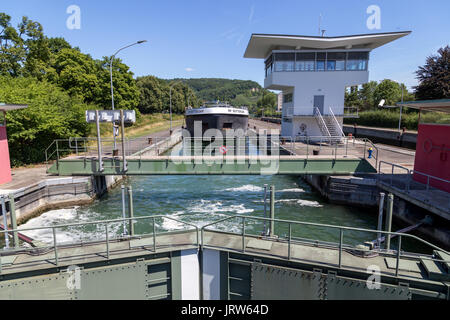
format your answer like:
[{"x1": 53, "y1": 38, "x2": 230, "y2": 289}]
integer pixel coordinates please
[{"x1": 47, "y1": 157, "x2": 377, "y2": 176}]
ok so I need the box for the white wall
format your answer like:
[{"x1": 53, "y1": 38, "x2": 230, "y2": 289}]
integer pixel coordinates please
[
  {"x1": 292, "y1": 118, "x2": 322, "y2": 137},
  {"x1": 202, "y1": 249, "x2": 221, "y2": 300},
  {"x1": 180, "y1": 249, "x2": 200, "y2": 300},
  {"x1": 267, "y1": 70, "x2": 368, "y2": 115}
]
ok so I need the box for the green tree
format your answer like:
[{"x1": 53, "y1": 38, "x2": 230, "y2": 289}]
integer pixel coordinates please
[
  {"x1": 136, "y1": 76, "x2": 199, "y2": 114},
  {"x1": 46, "y1": 48, "x2": 102, "y2": 103},
  {"x1": 136, "y1": 75, "x2": 166, "y2": 113},
  {"x1": 415, "y1": 46, "x2": 450, "y2": 100},
  {"x1": 345, "y1": 86, "x2": 362, "y2": 108},
  {"x1": 0, "y1": 76, "x2": 90, "y2": 165},
  {"x1": 257, "y1": 90, "x2": 277, "y2": 116},
  {"x1": 0, "y1": 13, "x2": 50, "y2": 78},
  {"x1": 373, "y1": 79, "x2": 402, "y2": 107},
  {"x1": 358, "y1": 81, "x2": 377, "y2": 109},
  {"x1": 95, "y1": 57, "x2": 140, "y2": 111}
]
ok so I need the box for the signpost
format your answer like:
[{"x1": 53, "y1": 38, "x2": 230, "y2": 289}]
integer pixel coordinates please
[{"x1": 85, "y1": 110, "x2": 136, "y2": 173}]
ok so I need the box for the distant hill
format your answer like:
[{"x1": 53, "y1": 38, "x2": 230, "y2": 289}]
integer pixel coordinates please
[{"x1": 170, "y1": 78, "x2": 263, "y2": 107}]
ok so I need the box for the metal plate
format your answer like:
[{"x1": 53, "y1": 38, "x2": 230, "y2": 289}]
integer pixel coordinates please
[
  {"x1": 0, "y1": 273, "x2": 73, "y2": 300},
  {"x1": 0, "y1": 255, "x2": 17, "y2": 266},
  {"x1": 251, "y1": 264, "x2": 318, "y2": 300},
  {"x1": 246, "y1": 239, "x2": 273, "y2": 251},
  {"x1": 384, "y1": 257, "x2": 422, "y2": 273},
  {"x1": 325, "y1": 274, "x2": 411, "y2": 300},
  {"x1": 75, "y1": 261, "x2": 147, "y2": 300},
  {"x1": 129, "y1": 237, "x2": 154, "y2": 249}
]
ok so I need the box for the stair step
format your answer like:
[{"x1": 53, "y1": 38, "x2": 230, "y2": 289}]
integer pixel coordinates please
[
  {"x1": 433, "y1": 250, "x2": 450, "y2": 272},
  {"x1": 420, "y1": 258, "x2": 450, "y2": 281}
]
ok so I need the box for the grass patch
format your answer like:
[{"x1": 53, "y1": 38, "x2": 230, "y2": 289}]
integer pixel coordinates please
[{"x1": 89, "y1": 113, "x2": 185, "y2": 138}]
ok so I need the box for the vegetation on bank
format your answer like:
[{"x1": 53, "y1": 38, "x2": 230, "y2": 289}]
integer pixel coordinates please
[
  {"x1": 343, "y1": 109, "x2": 450, "y2": 131},
  {"x1": 344, "y1": 46, "x2": 449, "y2": 129}
]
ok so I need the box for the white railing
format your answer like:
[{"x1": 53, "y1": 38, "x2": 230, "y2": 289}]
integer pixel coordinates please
[
  {"x1": 344, "y1": 106, "x2": 359, "y2": 118},
  {"x1": 314, "y1": 107, "x2": 331, "y2": 137},
  {"x1": 377, "y1": 161, "x2": 450, "y2": 207},
  {"x1": 329, "y1": 107, "x2": 345, "y2": 137}
]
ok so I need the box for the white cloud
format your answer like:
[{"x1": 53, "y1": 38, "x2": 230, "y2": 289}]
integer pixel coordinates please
[
  {"x1": 249, "y1": 5, "x2": 255, "y2": 23},
  {"x1": 185, "y1": 67, "x2": 195, "y2": 72}
]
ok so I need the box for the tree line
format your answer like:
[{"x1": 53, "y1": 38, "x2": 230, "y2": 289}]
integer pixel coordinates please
[
  {"x1": 0, "y1": 13, "x2": 198, "y2": 165},
  {"x1": 345, "y1": 46, "x2": 449, "y2": 110}
]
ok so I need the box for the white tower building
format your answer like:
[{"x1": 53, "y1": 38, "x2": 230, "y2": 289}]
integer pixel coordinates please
[{"x1": 244, "y1": 31, "x2": 411, "y2": 138}]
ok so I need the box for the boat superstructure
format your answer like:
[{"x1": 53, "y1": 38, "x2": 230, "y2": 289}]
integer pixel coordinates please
[{"x1": 185, "y1": 101, "x2": 249, "y2": 137}]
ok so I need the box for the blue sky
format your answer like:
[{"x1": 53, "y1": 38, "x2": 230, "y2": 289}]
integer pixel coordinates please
[{"x1": 2, "y1": 0, "x2": 449, "y2": 90}]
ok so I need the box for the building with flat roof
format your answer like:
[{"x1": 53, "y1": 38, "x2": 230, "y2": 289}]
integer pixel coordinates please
[{"x1": 244, "y1": 31, "x2": 411, "y2": 138}]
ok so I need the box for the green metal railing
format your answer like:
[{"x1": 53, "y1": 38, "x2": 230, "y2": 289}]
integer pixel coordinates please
[
  {"x1": 1, "y1": 211, "x2": 449, "y2": 280},
  {"x1": 0, "y1": 215, "x2": 199, "y2": 272},
  {"x1": 200, "y1": 214, "x2": 449, "y2": 278}
]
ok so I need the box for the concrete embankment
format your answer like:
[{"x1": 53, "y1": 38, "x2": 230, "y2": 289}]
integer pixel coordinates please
[
  {"x1": 302, "y1": 174, "x2": 450, "y2": 250},
  {"x1": 343, "y1": 125, "x2": 417, "y2": 149}
]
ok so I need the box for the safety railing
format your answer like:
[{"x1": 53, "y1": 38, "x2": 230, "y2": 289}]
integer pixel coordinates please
[
  {"x1": 314, "y1": 107, "x2": 331, "y2": 137},
  {"x1": 343, "y1": 106, "x2": 359, "y2": 118},
  {"x1": 0, "y1": 214, "x2": 199, "y2": 272},
  {"x1": 2, "y1": 211, "x2": 448, "y2": 279},
  {"x1": 378, "y1": 161, "x2": 450, "y2": 207},
  {"x1": 378, "y1": 161, "x2": 411, "y2": 190},
  {"x1": 45, "y1": 133, "x2": 183, "y2": 169},
  {"x1": 200, "y1": 214, "x2": 450, "y2": 278},
  {"x1": 329, "y1": 107, "x2": 345, "y2": 137},
  {"x1": 45, "y1": 133, "x2": 380, "y2": 174},
  {"x1": 278, "y1": 135, "x2": 378, "y2": 168}
]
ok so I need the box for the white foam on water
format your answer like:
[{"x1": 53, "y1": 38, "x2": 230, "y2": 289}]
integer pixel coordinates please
[
  {"x1": 224, "y1": 185, "x2": 264, "y2": 192},
  {"x1": 252, "y1": 198, "x2": 323, "y2": 207},
  {"x1": 277, "y1": 188, "x2": 305, "y2": 193},
  {"x1": 188, "y1": 199, "x2": 254, "y2": 215},
  {"x1": 18, "y1": 207, "x2": 123, "y2": 244},
  {"x1": 296, "y1": 199, "x2": 323, "y2": 207},
  {"x1": 161, "y1": 215, "x2": 187, "y2": 230}
]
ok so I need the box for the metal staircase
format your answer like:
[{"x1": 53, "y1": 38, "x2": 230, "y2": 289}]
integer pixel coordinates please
[
  {"x1": 314, "y1": 107, "x2": 345, "y2": 143},
  {"x1": 327, "y1": 107, "x2": 345, "y2": 138},
  {"x1": 313, "y1": 107, "x2": 331, "y2": 137}
]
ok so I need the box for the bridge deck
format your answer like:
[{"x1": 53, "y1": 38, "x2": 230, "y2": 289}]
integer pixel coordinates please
[{"x1": 47, "y1": 155, "x2": 377, "y2": 175}]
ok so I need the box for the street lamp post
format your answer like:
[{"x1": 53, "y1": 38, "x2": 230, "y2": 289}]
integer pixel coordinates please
[
  {"x1": 110, "y1": 40, "x2": 147, "y2": 153},
  {"x1": 169, "y1": 80, "x2": 184, "y2": 135}
]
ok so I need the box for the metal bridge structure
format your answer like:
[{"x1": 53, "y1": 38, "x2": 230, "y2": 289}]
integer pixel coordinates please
[
  {"x1": 0, "y1": 213, "x2": 448, "y2": 300},
  {"x1": 44, "y1": 135, "x2": 379, "y2": 176}
]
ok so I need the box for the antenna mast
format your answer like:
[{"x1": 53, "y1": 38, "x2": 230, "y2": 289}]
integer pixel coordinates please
[{"x1": 319, "y1": 14, "x2": 326, "y2": 37}]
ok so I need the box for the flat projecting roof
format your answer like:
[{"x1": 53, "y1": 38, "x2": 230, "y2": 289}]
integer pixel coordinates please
[
  {"x1": 0, "y1": 103, "x2": 28, "y2": 112},
  {"x1": 244, "y1": 31, "x2": 411, "y2": 59},
  {"x1": 397, "y1": 99, "x2": 450, "y2": 113}
]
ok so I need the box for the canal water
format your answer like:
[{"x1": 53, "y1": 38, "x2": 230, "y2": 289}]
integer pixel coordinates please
[{"x1": 19, "y1": 174, "x2": 384, "y2": 247}]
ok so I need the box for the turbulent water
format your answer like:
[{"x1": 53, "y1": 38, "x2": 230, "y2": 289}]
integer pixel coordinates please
[{"x1": 19, "y1": 174, "x2": 387, "y2": 247}]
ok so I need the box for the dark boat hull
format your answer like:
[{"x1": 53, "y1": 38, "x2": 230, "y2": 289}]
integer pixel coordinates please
[{"x1": 185, "y1": 114, "x2": 248, "y2": 137}]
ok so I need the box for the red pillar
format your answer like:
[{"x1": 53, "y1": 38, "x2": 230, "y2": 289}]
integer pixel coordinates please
[{"x1": 0, "y1": 125, "x2": 12, "y2": 185}]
